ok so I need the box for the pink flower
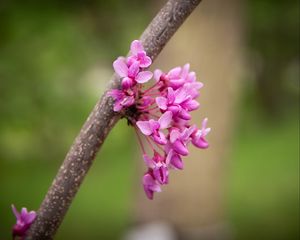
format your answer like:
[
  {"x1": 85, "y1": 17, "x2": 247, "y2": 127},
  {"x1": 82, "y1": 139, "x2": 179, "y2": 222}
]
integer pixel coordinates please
[
  {"x1": 192, "y1": 118, "x2": 211, "y2": 149},
  {"x1": 136, "y1": 111, "x2": 173, "y2": 145},
  {"x1": 166, "y1": 149, "x2": 184, "y2": 170},
  {"x1": 156, "y1": 86, "x2": 200, "y2": 120},
  {"x1": 113, "y1": 58, "x2": 153, "y2": 85},
  {"x1": 108, "y1": 89, "x2": 135, "y2": 112},
  {"x1": 110, "y1": 40, "x2": 210, "y2": 199},
  {"x1": 143, "y1": 152, "x2": 169, "y2": 185},
  {"x1": 154, "y1": 64, "x2": 196, "y2": 90},
  {"x1": 127, "y1": 40, "x2": 152, "y2": 68},
  {"x1": 143, "y1": 173, "x2": 161, "y2": 200},
  {"x1": 168, "y1": 125, "x2": 195, "y2": 156},
  {"x1": 11, "y1": 204, "x2": 36, "y2": 239}
]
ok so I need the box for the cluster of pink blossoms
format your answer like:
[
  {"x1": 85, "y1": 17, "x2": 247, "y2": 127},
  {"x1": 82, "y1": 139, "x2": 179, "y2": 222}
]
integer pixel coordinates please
[{"x1": 109, "y1": 40, "x2": 210, "y2": 199}]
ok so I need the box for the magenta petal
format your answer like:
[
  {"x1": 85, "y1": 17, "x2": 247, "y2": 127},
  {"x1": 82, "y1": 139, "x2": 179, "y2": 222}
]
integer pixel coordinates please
[
  {"x1": 154, "y1": 69, "x2": 163, "y2": 82},
  {"x1": 135, "y1": 71, "x2": 153, "y2": 83},
  {"x1": 187, "y1": 71, "x2": 197, "y2": 83},
  {"x1": 24, "y1": 211, "x2": 36, "y2": 224},
  {"x1": 174, "y1": 87, "x2": 188, "y2": 104},
  {"x1": 108, "y1": 89, "x2": 123, "y2": 100},
  {"x1": 193, "y1": 81, "x2": 203, "y2": 89},
  {"x1": 143, "y1": 173, "x2": 155, "y2": 186},
  {"x1": 184, "y1": 99, "x2": 200, "y2": 111},
  {"x1": 201, "y1": 118, "x2": 208, "y2": 130},
  {"x1": 113, "y1": 58, "x2": 128, "y2": 78},
  {"x1": 121, "y1": 77, "x2": 133, "y2": 89},
  {"x1": 170, "y1": 129, "x2": 180, "y2": 143},
  {"x1": 153, "y1": 131, "x2": 167, "y2": 145},
  {"x1": 130, "y1": 40, "x2": 143, "y2": 55},
  {"x1": 170, "y1": 153, "x2": 184, "y2": 170},
  {"x1": 113, "y1": 101, "x2": 123, "y2": 112},
  {"x1": 148, "y1": 119, "x2": 160, "y2": 131},
  {"x1": 121, "y1": 96, "x2": 135, "y2": 107},
  {"x1": 20, "y1": 208, "x2": 28, "y2": 218},
  {"x1": 179, "y1": 109, "x2": 191, "y2": 120},
  {"x1": 11, "y1": 205, "x2": 20, "y2": 219},
  {"x1": 167, "y1": 87, "x2": 175, "y2": 103},
  {"x1": 181, "y1": 63, "x2": 190, "y2": 78},
  {"x1": 143, "y1": 173, "x2": 161, "y2": 199},
  {"x1": 158, "y1": 131, "x2": 167, "y2": 144},
  {"x1": 153, "y1": 166, "x2": 168, "y2": 184},
  {"x1": 140, "y1": 56, "x2": 152, "y2": 68},
  {"x1": 144, "y1": 185, "x2": 154, "y2": 200},
  {"x1": 168, "y1": 67, "x2": 181, "y2": 78},
  {"x1": 173, "y1": 140, "x2": 189, "y2": 156},
  {"x1": 128, "y1": 61, "x2": 140, "y2": 78},
  {"x1": 168, "y1": 105, "x2": 180, "y2": 115},
  {"x1": 136, "y1": 121, "x2": 152, "y2": 135},
  {"x1": 169, "y1": 78, "x2": 185, "y2": 89},
  {"x1": 158, "y1": 111, "x2": 172, "y2": 129},
  {"x1": 192, "y1": 137, "x2": 209, "y2": 149},
  {"x1": 156, "y1": 97, "x2": 168, "y2": 110},
  {"x1": 181, "y1": 125, "x2": 197, "y2": 140}
]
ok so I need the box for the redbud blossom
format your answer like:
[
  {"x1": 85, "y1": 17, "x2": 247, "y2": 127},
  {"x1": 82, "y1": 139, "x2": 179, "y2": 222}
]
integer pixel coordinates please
[{"x1": 109, "y1": 40, "x2": 210, "y2": 199}]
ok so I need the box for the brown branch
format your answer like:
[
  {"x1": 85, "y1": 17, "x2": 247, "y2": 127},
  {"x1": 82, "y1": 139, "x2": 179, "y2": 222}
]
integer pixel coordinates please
[{"x1": 26, "y1": 0, "x2": 202, "y2": 239}]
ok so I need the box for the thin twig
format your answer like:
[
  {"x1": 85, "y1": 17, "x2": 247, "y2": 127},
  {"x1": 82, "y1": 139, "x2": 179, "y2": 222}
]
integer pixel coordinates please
[{"x1": 26, "y1": 0, "x2": 202, "y2": 239}]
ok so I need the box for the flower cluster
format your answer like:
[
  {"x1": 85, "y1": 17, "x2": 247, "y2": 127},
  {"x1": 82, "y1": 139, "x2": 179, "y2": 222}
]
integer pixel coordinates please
[
  {"x1": 11, "y1": 204, "x2": 36, "y2": 239},
  {"x1": 109, "y1": 40, "x2": 210, "y2": 199}
]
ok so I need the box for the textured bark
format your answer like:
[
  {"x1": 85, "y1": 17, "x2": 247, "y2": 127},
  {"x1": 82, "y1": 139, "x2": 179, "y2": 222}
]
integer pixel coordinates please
[{"x1": 26, "y1": 0, "x2": 202, "y2": 239}]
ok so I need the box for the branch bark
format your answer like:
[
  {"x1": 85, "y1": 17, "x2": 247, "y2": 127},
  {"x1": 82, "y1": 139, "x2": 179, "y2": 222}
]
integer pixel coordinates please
[{"x1": 26, "y1": 0, "x2": 202, "y2": 239}]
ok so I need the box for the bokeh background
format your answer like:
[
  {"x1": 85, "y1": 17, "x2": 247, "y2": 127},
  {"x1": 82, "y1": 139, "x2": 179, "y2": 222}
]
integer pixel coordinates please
[{"x1": 0, "y1": 0, "x2": 299, "y2": 239}]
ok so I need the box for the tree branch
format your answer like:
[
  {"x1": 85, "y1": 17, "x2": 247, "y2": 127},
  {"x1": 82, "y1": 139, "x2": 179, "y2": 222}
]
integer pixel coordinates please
[{"x1": 26, "y1": 0, "x2": 202, "y2": 239}]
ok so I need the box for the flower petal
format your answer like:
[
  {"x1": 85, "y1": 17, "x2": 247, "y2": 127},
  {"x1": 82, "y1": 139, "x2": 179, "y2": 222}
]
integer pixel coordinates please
[
  {"x1": 121, "y1": 77, "x2": 133, "y2": 89},
  {"x1": 170, "y1": 129, "x2": 180, "y2": 143},
  {"x1": 153, "y1": 165, "x2": 168, "y2": 184},
  {"x1": 24, "y1": 211, "x2": 37, "y2": 224},
  {"x1": 130, "y1": 40, "x2": 143, "y2": 55},
  {"x1": 136, "y1": 121, "x2": 153, "y2": 135},
  {"x1": 173, "y1": 140, "x2": 189, "y2": 156},
  {"x1": 20, "y1": 207, "x2": 29, "y2": 219},
  {"x1": 135, "y1": 71, "x2": 153, "y2": 83},
  {"x1": 168, "y1": 67, "x2": 181, "y2": 78},
  {"x1": 167, "y1": 87, "x2": 175, "y2": 103},
  {"x1": 11, "y1": 204, "x2": 20, "y2": 219},
  {"x1": 121, "y1": 96, "x2": 135, "y2": 107},
  {"x1": 184, "y1": 99, "x2": 200, "y2": 111},
  {"x1": 154, "y1": 69, "x2": 163, "y2": 82},
  {"x1": 153, "y1": 131, "x2": 167, "y2": 145},
  {"x1": 201, "y1": 118, "x2": 208, "y2": 131},
  {"x1": 156, "y1": 97, "x2": 168, "y2": 110},
  {"x1": 113, "y1": 58, "x2": 128, "y2": 78},
  {"x1": 179, "y1": 109, "x2": 191, "y2": 120},
  {"x1": 174, "y1": 86, "x2": 189, "y2": 104},
  {"x1": 128, "y1": 61, "x2": 140, "y2": 78},
  {"x1": 143, "y1": 185, "x2": 154, "y2": 200},
  {"x1": 170, "y1": 153, "x2": 184, "y2": 170},
  {"x1": 158, "y1": 111, "x2": 172, "y2": 129},
  {"x1": 140, "y1": 56, "x2": 152, "y2": 68},
  {"x1": 192, "y1": 136, "x2": 209, "y2": 149},
  {"x1": 181, "y1": 63, "x2": 190, "y2": 79},
  {"x1": 113, "y1": 101, "x2": 123, "y2": 112}
]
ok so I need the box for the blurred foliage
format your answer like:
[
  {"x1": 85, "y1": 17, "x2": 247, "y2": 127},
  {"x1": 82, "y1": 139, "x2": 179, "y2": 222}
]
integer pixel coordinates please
[
  {"x1": 0, "y1": 0, "x2": 299, "y2": 239},
  {"x1": 227, "y1": 99, "x2": 299, "y2": 240},
  {"x1": 246, "y1": 0, "x2": 299, "y2": 116}
]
